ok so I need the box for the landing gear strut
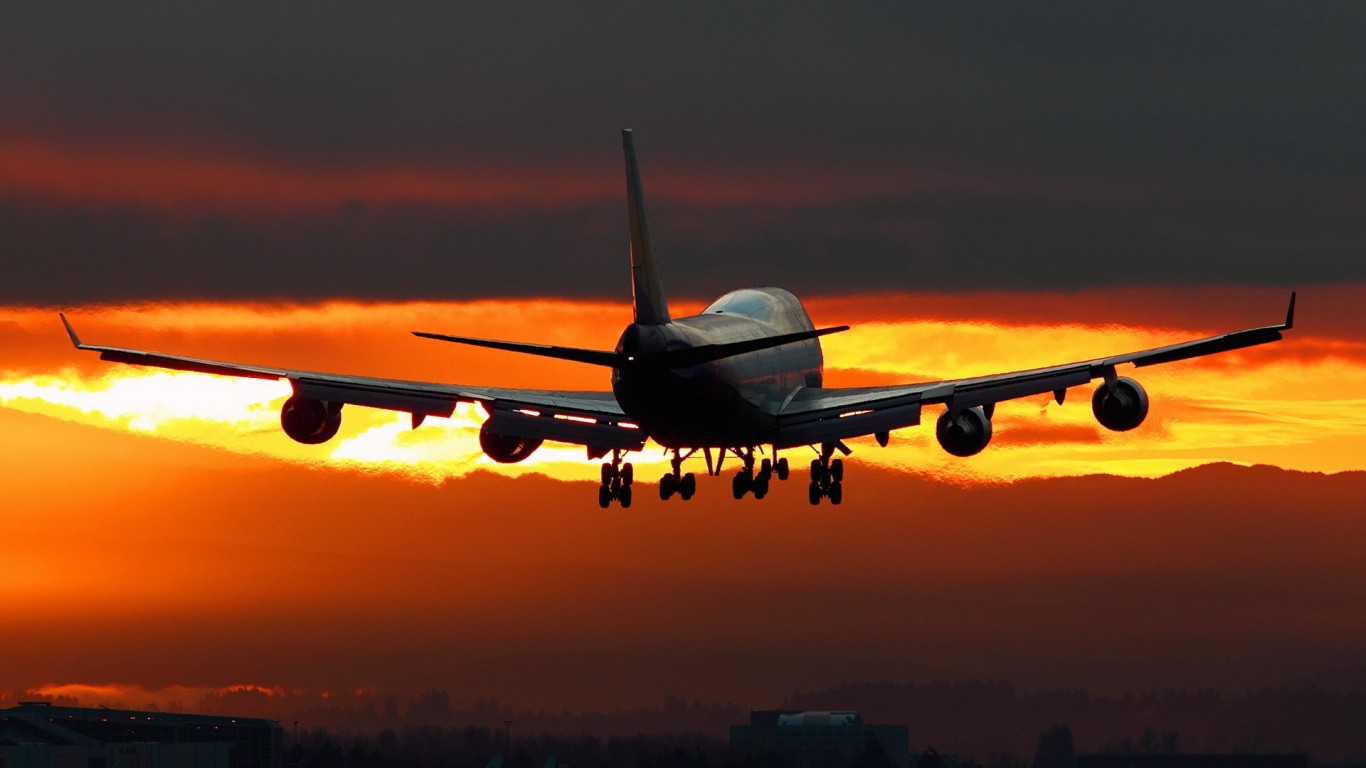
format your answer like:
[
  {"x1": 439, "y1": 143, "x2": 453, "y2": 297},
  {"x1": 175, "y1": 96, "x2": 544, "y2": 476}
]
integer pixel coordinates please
[
  {"x1": 731, "y1": 448, "x2": 787, "y2": 500},
  {"x1": 598, "y1": 449, "x2": 634, "y2": 508},
  {"x1": 659, "y1": 449, "x2": 698, "y2": 501},
  {"x1": 807, "y1": 442, "x2": 846, "y2": 506}
]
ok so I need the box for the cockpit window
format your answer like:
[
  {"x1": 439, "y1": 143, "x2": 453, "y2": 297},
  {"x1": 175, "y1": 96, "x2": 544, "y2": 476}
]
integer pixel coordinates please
[{"x1": 703, "y1": 289, "x2": 802, "y2": 331}]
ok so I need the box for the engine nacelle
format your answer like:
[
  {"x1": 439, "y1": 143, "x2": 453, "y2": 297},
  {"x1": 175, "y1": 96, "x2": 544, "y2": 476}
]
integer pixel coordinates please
[
  {"x1": 1091, "y1": 376, "x2": 1150, "y2": 432},
  {"x1": 936, "y1": 406, "x2": 993, "y2": 457},
  {"x1": 280, "y1": 395, "x2": 343, "y2": 444},
  {"x1": 479, "y1": 420, "x2": 543, "y2": 464}
]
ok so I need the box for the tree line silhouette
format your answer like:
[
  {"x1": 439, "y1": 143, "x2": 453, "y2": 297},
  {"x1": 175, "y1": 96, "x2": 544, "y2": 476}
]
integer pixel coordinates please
[{"x1": 9, "y1": 678, "x2": 1366, "y2": 762}]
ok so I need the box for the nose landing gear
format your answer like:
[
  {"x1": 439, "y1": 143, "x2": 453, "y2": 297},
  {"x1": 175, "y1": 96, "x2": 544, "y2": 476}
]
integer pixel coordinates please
[{"x1": 598, "y1": 449, "x2": 634, "y2": 508}]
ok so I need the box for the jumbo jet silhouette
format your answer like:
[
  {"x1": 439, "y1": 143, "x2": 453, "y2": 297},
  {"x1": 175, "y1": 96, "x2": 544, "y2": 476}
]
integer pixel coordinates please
[{"x1": 62, "y1": 130, "x2": 1295, "y2": 507}]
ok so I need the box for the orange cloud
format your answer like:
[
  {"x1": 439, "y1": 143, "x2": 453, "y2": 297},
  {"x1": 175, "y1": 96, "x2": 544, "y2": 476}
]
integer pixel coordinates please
[
  {"x1": 0, "y1": 138, "x2": 912, "y2": 212},
  {"x1": 3, "y1": 293, "x2": 1363, "y2": 487},
  {"x1": 25, "y1": 683, "x2": 281, "y2": 708}
]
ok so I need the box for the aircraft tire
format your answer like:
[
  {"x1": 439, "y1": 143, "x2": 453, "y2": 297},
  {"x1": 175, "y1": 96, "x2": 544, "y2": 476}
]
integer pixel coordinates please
[
  {"x1": 622, "y1": 463, "x2": 634, "y2": 486},
  {"x1": 598, "y1": 485, "x2": 612, "y2": 509},
  {"x1": 680, "y1": 473, "x2": 696, "y2": 500},
  {"x1": 829, "y1": 481, "x2": 843, "y2": 505},
  {"x1": 776, "y1": 458, "x2": 789, "y2": 480},
  {"x1": 659, "y1": 473, "x2": 677, "y2": 500},
  {"x1": 619, "y1": 485, "x2": 633, "y2": 509},
  {"x1": 831, "y1": 459, "x2": 844, "y2": 483},
  {"x1": 810, "y1": 459, "x2": 826, "y2": 484},
  {"x1": 807, "y1": 481, "x2": 822, "y2": 505},
  {"x1": 601, "y1": 464, "x2": 616, "y2": 486},
  {"x1": 732, "y1": 473, "x2": 748, "y2": 499}
]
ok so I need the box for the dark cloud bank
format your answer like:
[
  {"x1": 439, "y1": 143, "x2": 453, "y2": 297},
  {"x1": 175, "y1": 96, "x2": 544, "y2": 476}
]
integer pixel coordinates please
[{"x1": 1, "y1": 2, "x2": 1363, "y2": 303}]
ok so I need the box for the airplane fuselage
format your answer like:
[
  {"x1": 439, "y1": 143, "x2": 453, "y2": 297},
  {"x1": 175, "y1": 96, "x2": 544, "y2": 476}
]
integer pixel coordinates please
[{"x1": 612, "y1": 287, "x2": 823, "y2": 448}]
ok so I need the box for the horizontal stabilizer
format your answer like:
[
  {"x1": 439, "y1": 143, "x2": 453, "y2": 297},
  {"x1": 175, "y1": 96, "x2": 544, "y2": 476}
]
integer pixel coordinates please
[
  {"x1": 414, "y1": 325, "x2": 850, "y2": 369},
  {"x1": 650, "y1": 325, "x2": 849, "y2": 368},
  {"x1": 411, "y1": 331, "x2": 625, "y2": 367}
]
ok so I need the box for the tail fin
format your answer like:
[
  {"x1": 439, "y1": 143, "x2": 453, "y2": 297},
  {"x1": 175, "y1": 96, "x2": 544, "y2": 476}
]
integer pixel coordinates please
[{"x1": 622, "y1": 129, "x2": 671, "y2": 325}]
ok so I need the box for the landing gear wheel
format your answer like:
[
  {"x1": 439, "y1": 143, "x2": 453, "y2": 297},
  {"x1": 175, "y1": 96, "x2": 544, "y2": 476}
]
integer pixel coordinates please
[
  {"x1": 622, "y1": 463, "x2": 634, "y2": 486},
  {"x1": 732, "y1": 473, "x2": 749, "y2": 500},
  {"x1": 810, "y1": 459, "x2": 826, "y2": 484},
  {"x1": 830, "y1": 459, "x2": 844, "y2": 483},
  {"x1": 754, "y1": 477, "x2": 769, "y2": 499},
  {"x1": 776, "y1": 457, "x2": 789, "y2": 481},
  {"x1": 808, "y1": 481, "x2": 822, "y2": 506},
  {"x1": 660, "y1": 473, "x2": 677, "y2": 500},
  {"x1": 680, "y1": 473, "x2": 696, "y2": 500},
  {"x1": 601, "y1": 464, "x2": 617, "y2": 486},
  {"x1": 619, "y1": 485, "x2": 633, "y2": 509},
  {"x1": 598, "y1": 485, "x2": 612, "y2": 509},
  {"x1": 828, "y1": 481, "x2": 843, "y2": 505},
  {"x1": 760, "y1": 458, "x2": 772, "y2": 475}
]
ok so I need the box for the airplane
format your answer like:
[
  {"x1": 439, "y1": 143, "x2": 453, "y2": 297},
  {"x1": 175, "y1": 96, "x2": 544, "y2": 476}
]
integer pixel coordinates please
[{"x1": 60, "y1": 129, "x2": 1296, "y2": 508}]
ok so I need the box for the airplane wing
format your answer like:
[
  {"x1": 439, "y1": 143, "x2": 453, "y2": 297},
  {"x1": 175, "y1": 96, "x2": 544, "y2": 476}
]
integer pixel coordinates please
[
  {"x1": 59, "y1": 315, "x2": 645, "y2": 452},
  {"x1": 773, "y1": 293, "x2": 1296, "y2": 448}
]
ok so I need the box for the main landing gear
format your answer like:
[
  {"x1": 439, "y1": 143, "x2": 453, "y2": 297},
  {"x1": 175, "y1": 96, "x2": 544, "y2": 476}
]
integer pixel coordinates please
[
  {"x1": 598, "y1": 449, "x2": 634, "y2": 508},
  {"x1": 659, "y1": 449, "x2": 698, "y2": 501},
  {"x1": 808, "y1": 442, "x2": 847, "y2": 506},
  {"x1": 728, "y1": 448, "x2": 790, "y2": 500}
]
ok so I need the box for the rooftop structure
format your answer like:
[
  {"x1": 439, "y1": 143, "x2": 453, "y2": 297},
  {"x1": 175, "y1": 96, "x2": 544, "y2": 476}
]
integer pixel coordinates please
[
  {"x1": 1, "y1": 703, "x2": 282, "y2": 768},
  {"x1": 731, "y1": 709, "x2": 909, "y2": 768}
]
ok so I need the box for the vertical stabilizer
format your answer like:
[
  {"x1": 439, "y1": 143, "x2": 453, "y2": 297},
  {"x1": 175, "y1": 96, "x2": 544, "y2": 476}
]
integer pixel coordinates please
[{"x1": 622, "y1": 129, "x2": 671, "y2": 325}]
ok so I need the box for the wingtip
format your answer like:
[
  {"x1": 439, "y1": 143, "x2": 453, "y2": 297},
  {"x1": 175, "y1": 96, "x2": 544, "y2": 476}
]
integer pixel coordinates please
[
  {"x1": 59, "y1": 312, "x2": 82, "y2": 348},
  {"x1": 1285, "y1": 290, "x2": 1296, "y2": 330}
]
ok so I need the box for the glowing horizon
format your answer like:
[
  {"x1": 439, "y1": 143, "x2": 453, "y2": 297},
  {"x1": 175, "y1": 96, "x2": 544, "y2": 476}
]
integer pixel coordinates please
[{"x1": 2, "y1": 293, "x2": 1361, "y2": 486}]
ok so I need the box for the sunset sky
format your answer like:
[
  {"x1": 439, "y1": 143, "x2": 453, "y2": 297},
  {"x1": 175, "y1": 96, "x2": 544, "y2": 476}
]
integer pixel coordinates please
[{"x1": 2, "y1": 2, "x2": 1366, "y2": 717}]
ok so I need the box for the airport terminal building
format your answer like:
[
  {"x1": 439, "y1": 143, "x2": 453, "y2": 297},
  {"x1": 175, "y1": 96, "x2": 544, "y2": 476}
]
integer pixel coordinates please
[
  {"x1": 730, "y1": 710, "x2": 910, "y2": 768},
  {"x1": 0, "y1": 703, "x2": 282, "y2": 768}
]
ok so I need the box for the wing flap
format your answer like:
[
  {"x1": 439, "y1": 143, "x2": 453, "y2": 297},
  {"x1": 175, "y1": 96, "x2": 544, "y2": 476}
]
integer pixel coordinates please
[
  {"x1": 1120, "y1": 326, "x2": 1285, "y2": 368},
  {"x1": 96, "y1": 348, "x2": 287, "y2": 381},
  {"x1": 776, "y1": 401, "x2": 922, "y2": 448},
  {"x1": 485, "y1": 408, "x2": 645, "y2": 450},
  {"x1": 293, "y1": 377, "x2": 459, "y2": 418}
]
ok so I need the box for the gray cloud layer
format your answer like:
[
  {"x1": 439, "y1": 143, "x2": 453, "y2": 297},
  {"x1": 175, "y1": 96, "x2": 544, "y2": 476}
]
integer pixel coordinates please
[{"x1": 1, "y1": 2, "x2": 1362, "y2": 302}]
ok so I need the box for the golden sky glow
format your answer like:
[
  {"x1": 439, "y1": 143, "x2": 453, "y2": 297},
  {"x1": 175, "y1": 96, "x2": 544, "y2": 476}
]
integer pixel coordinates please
[
  {"x1": 5, "y1": 289, "x2": 1365, "y2": 709},
  {"x1": 2, "y1": 291, "x2": 1362, "y2": 486}
]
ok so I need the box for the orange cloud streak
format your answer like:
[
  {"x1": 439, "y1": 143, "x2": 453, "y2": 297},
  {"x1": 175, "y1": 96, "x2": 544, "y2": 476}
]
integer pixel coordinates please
[
  {"x1": 2, "y1": 291, "x2": 1362, "y2": 488},
  {"x1": 0, "y1": 138, "x2": 908, "y2": 212}
]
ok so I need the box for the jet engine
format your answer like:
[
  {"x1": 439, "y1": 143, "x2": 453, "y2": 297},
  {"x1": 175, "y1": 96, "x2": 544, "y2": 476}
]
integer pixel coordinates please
[
  {"x1": 479, "y1": 420, "x2": 543, "y2": 463},
  {"x1": 936, "y1": 406, "x2": 993, "y2": 457},
  {"x1": 1091, "y1": 376, "x2": 1149, "y2": 432},
  {"x1": 280, "y1": 395, "x2": 343, "y2": 444}
]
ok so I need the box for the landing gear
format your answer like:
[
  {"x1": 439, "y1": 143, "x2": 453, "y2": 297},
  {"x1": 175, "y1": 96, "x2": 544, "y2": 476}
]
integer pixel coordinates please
[
  {"x1": 730, "y1": 448, "x2": 776, "y2": 500},
  {"x1": 654, "y1": 446, "x2": 791, "y2": 502},
  {"x1": 807, "y1": 443, "x2": 846, "y2": 505},
  {"x1": 598, "y1": 450, "x2": 634, "y2": 508},
  {"x1": 659, "y1": 449, "x2": 697, "y2": 501}
]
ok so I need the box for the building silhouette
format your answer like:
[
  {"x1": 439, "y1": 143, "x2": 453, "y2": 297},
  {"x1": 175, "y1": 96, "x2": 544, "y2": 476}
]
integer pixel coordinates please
[
  {"x1": 730, "y1": 710, "x2": 909, "y2": 768},
  {"x1": 0, "y1": 702, "x2": 282, "y2": 768},
  {"x1": 1077, "y1": 756, "x2": 1308, "y2": 768}
]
